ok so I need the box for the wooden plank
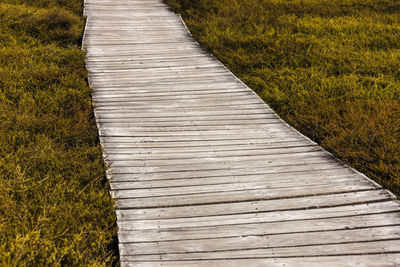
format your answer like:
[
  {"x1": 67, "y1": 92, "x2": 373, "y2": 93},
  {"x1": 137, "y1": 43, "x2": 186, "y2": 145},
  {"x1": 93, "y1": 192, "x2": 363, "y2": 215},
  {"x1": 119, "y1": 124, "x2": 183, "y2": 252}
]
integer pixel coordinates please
[
  {"x1": 117, "y1": 201, "x2": 400, "y2": 230},
  {"x1": 107, "y1": 154, "x2": 337, "y2": 175},
  {"x1": 100, "y1": 136, "x2": 308, "y2": 147},
  {"x1": 98, "y1": 120, "x2": 281, "y2": 129},
  {"x1": 106, "y1": 151, "x2": 332, "y2": 167},
  {"x1": 98, "y1": 118, "x2": 283, "y2": 127},
  {"x1": 115, "y1": 189, "x2": 393, "y2": 220},
  {"x1": 102, "y1": 139, "x2": 311, "y2": 152},
  {"x1": 99, "y1": 132, "x2": 303, "y2": 142},
  {"x1": 85, "y1": 54, "x2": 211, "y2": 63},
  {"x1": 85, "y1": 48, "x2": 203, "y2": 56},
  {"x1": 118, "y1": 212, "x2": 400, "y2": 242},
  {"x1": 88, "y1": 74, "x2": 235, "y2": 84},
  {"x1": 109, "y1": 169, "x2": 356, "y2": 191},
  {"x1": 111, "y1": 176, "x2": 369, "y2": 199},
  {"x1": 92, "y1": 88, "x2": 250, "y2": 98},
  {"x1": 89, "y1": 78, "x2": 245, "y2": 90},
  {"x1": 105, "y1": 144, "x2": 320, "y2": 159},
  {"x1": 109, "y1": 162, "x2": 348, "y2": 184},
  {"x1": 119, "y1": 228, "x2": 400, "y2": 257},
  {"x1": 93, "y1": 98, "x2": 265, "y2": 108},
  {"x1": 122, "y1": 240, "x2": 400, "y2": 261},
  {"x1": 122, "y1": 254, "x2": 400, "y2": 267},
  {"x1": 109, "y1": 167, "x2": 353, "y2": 189},
  {"x1": 99, "y1": 128, "x2": 297, "y2": 137},
  {"x1": 112, "y1": 190, "x2": 392, "y2": 222},
  {"x1": 90, "y1": 81, "x2": 247, "y2": 91},
  {"x1": 93, "y1": 88, "x2": 247, "y2": 96},
  {"x1": 88, "y1": 66, "x2": 225, "y2": 75},
  {"x1": 113, "y1": 183, "x2": 376, "y2": 208},
  {"x1": 94, "y1": 108, "x2": 276, "y2": 118}
]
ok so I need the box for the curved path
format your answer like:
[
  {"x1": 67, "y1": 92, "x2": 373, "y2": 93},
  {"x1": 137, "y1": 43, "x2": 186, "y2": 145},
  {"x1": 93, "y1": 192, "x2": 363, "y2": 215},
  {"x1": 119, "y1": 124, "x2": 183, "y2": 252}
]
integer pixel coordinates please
[{"x1": 83, "y1": 0, "x2": 400, "y2": 266}]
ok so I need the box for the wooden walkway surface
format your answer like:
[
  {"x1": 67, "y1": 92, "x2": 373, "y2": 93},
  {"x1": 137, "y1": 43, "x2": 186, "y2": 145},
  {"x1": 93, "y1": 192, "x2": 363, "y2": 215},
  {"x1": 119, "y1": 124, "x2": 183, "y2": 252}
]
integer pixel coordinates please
[{"x1": 83, "y1": 0, "x2": 400, "y2": 266}]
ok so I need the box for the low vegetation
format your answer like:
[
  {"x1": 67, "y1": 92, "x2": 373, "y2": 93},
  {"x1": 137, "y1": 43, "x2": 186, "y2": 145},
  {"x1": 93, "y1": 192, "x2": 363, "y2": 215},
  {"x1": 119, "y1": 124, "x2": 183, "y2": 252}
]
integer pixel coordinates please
[
  {"x1": 168, "y1": 0, "x2": 400, "y2": 196},
  {"x1": 0, "y1": 0, "x2": 117, "y2": 265}
]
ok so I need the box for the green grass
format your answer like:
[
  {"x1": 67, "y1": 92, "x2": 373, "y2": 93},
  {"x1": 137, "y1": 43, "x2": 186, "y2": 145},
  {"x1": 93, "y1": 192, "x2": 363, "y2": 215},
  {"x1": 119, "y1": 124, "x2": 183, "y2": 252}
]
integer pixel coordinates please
[
  {"x1": 0, "y1": 0, "x2": 117, "y2": 265},
  {"x1": 167, "y1": 0, "x2": 400, "y2": 196}
]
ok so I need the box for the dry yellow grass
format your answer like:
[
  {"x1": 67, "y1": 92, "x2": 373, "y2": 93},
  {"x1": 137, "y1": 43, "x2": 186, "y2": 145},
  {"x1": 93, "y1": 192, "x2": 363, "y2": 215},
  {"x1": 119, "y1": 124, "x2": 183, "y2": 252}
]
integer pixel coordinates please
[{"x1": 0, "y1": 0, "x2": 117, "y2": 265}]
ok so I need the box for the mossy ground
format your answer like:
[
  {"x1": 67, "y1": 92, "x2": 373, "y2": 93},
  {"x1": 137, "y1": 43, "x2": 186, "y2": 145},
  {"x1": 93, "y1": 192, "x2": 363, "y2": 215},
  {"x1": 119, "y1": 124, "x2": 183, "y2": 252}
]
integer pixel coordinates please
[
  {"x1": 168, "y1": 0, "x2": 400, "y2": 196},
  {"x1": 0, "y1": 0, "x2": 118, "y2": 265}
]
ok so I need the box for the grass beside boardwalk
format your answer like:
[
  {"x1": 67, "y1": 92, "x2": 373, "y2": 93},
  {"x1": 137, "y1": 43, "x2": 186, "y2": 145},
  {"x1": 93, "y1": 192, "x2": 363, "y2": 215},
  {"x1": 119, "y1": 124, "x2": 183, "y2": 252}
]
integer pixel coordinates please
[
  {"x1": 168, "y1": 0, "x2": 400, "y2": 196},
  {"x1": 0, "y1": 0, "x2": 117, "y2": 265}
]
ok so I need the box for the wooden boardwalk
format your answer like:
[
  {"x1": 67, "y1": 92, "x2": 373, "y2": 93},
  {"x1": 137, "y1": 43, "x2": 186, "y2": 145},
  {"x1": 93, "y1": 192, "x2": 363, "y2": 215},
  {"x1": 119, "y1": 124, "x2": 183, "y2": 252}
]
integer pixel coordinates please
[{"x1": 83, "y1": 0, "x2": 400, "y2": 266}]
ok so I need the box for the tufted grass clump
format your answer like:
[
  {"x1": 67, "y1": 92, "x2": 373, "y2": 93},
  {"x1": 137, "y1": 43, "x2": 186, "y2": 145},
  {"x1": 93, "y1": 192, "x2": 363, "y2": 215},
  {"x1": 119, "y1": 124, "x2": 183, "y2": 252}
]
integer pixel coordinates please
[
  {"x1": 168, "y1": 0, "x2": 400, "y2": 196},
  {"x1": 0, "y1": 0, "x2": 118, "y2": 265}
]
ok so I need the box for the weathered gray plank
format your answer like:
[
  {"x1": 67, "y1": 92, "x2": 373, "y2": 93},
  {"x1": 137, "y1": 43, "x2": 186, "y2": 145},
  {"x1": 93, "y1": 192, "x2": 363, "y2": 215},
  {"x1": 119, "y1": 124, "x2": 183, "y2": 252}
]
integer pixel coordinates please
[
  {"x1": 109, "y1": 162, "x2": 348, "y2": 185},
  {"x1": 106, "y1": 151, "x2": 334, "y2": 168},
  {"x1": 107, "y1": 155, "x2": 337, "y2": 175},
  {"x1": 109, "y1": 167, "x2": 353, "y2": 189},
  {"x1": 102, "y1": 140, "x2": 312, "y2": 153},
  {"x1": 122, "y1": 240, "x2": 400, "y2": 262},
  {"x1": 119, "y1": 228, "x2": 400, "y2": 256},
  {"x1": 118, "y1": 212, "x2": 400, "y2": 242},
  {"x1": 115, "y1": 190, "x2": 392, "y2": 220},
  {"x1": 113, "y1": 183, "x2": 377, "y2": 208},
  {"x1": 122, "y1": 254, "x2": 400, "y2": 267},
  {"x1": 117, "y1": 201, "x2": 400, "y2": 230},
  {"x1": 105, "y1": 144, "x2": 320, "y2": 159},
  {"x1": 111, "y1": 177, "x2": 371, "y2": 199}
]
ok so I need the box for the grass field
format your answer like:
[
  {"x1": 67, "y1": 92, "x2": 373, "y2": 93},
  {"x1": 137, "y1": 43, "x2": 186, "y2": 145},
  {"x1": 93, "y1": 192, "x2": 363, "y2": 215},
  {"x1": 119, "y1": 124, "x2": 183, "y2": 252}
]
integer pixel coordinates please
[
  {"x1": 168, "y1": 0, "x2": 400, "y2": 196},
  {"x1": 0, "y1": 0, "x2": 117, "y2": 265}
]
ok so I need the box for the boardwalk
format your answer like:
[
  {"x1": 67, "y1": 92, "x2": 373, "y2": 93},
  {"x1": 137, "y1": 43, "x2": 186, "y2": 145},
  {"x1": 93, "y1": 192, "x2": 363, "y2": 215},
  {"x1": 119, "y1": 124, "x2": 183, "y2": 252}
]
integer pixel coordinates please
[{"x1": 83, "y1": 0, "x2": 400, "y2": 266}]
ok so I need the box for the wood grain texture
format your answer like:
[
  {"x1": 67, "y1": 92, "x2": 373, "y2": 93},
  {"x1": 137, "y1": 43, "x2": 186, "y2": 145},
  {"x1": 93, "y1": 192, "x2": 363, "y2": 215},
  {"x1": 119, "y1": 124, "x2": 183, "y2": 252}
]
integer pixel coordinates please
[{"x1": 83, "y1": 0, "x2": 400, "y2": 265}]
